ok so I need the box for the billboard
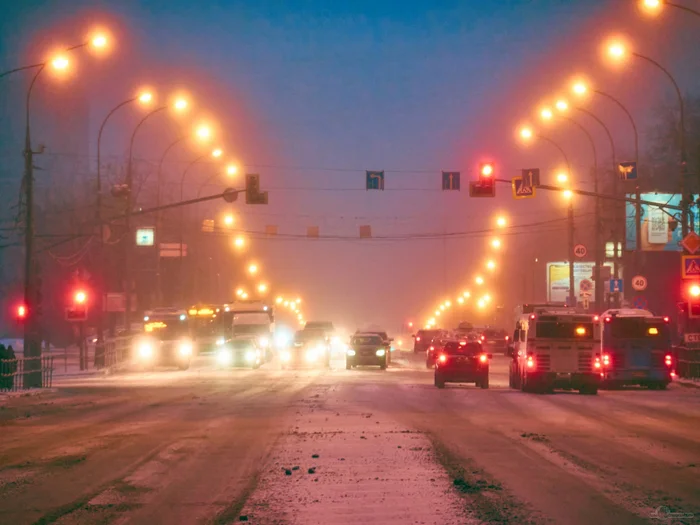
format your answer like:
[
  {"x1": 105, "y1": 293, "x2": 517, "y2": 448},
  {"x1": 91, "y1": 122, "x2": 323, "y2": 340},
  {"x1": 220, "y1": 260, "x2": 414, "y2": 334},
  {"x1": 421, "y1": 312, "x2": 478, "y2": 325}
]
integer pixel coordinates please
[
  {"x1": 546, "y1": 262, "x2": 615, "y2": 303},
  {"x1": 625, "y1": 193, "x2": 699, "y2": 251}
]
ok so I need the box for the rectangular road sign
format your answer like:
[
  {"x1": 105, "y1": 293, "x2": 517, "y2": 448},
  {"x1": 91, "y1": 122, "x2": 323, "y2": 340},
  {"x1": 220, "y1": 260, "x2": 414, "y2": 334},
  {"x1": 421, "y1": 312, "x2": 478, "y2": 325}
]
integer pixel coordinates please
[
  {"x1": 441, "y1": 171, "x2": 460, "y2": 190},
  {"x1": 521, "y1": 168, "x2": 540, "y2": 188},
  {"x1": 366, "y1": 171, "x2": 385, "y2": 190},
  {"x1": 682, "y1": 255, "x2": 700, "y2": 278},
  {"x1": 684, "y1": 333, "x2": 700, "y2": 344},
  {"x1": 511, "y1": 177, "x2": 535, "y2": 199},
  {"x1": 609, "y1": 279, "x2": 623, "y2": 293}
]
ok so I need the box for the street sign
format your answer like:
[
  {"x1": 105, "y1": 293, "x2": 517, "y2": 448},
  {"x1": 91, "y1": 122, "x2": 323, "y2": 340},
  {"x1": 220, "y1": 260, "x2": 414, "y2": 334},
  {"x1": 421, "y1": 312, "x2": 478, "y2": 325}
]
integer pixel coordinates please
[
  {"x1": 160, "y1": 243, "x2": 186, "y2": 257},
  {"x1": 511, "y1": 177, "x2": 535, "y2": 199},
  {"x1": 582, "y1": 298, "x2": 590, "y2": 310},
  {"x1": 366, "y1": 171, "x2": 385, "y2": 190},
  {"x1": 609, "y1": 279, "x2": 623, "y2": 293},
  {"x1": 680, "y1": 232, "x2": 700, "y2": 254},
  {"x1": 574, "y1": 244, "x2": 587, "y2": 258},
  {"x1": 441, "y1": 171, "x2": 460, "y2": 191},
  {"x1": 682, "y1": 255, "x2": 700, "y2": 278},
  {"x1": 633, "y1": 296, "x2": 649, "y2": 310},
  {"x1": 135, "y1": 228, "x2": 154, "y2": 246},
  {"x1": 65, "y1": 306, "x2": 87, "y2": 322},
  {"x1": 617, "y1": 161, "x2": 638, "y2": 181},
  {"x1": 631, "y1": 275, "x2": 648, "y2": 291},
  {"x1": 521, "y1": 168, "x2": 540, "y2": 188},
  {"x1": 684, "y1": 333, "x2": 700, "y2": 344},
  {"x1": 579, "y1": 279, "x2": 593, "y2": 293}
]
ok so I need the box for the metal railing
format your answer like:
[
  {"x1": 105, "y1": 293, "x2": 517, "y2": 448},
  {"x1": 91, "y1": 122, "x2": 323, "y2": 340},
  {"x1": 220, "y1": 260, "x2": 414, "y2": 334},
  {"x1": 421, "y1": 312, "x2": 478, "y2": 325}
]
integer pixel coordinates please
[
  {"x1": 675, "y1": 346, "x2": 700, "y2": 380},
  {"x1": 102, "y1": 335, "x2": 134, "y2": 371},
  {"x1": 0, "y1": 356, "x2": 54, "y2": 391}
]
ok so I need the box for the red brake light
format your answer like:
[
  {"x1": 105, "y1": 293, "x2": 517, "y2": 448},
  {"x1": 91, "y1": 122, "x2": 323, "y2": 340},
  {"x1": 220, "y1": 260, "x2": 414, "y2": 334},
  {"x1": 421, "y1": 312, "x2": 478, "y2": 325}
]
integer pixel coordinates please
[
  {"x1": 17, "y1": 305, "x2": 27, "y2": 319},
  {"x1": 604, "y1": 317, "x2": 611, "y2": 323},
  {"x1": 526, "y1": 355, "x2": 535, "y2": 368},
  {"x1": 505, "y1": 335, "x2": 509, "y2": 341},
  {"x1": 665, "y1": 354, "x2": 672, "y2": 367},
  {"x1": 593, "y1": 315, "x2": 599, "y2": 322},
  {"x1": 480, "y1": 335, "x2": 485, "y2": 341},
  {"x1": 594, "y1": 356, "x2": 602, "y2": 369},
  {"x1": 602, "y1": 354, "x2": 610, "y2": 367},
  {"x1": 663, "y1": 316, "x2": 670, "y2": 323},
  {"x1": 429, "y1": 346, "x2": 435, "y2": 351},
  {"x1": 530, "y1": 314, "x2": 536, "y2": 320},
  {"x1": 416, "y1": 336, "x2": 421, "y2": 342},
  {"x1": 438, "y1": 354, "x2": 447, "y2": 363},
  {"x1": 479, "y1": 354, "x2": 488, "y2": 363},
  {"x1": 459, "y1": 341, "x2": 467, "y2": 346}
]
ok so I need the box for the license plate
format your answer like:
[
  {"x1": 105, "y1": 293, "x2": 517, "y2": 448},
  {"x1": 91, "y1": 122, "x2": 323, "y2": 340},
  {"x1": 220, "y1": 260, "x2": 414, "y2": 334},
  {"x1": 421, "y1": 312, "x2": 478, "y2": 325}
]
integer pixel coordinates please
[{"x1": 632, "y1": 371, "x2": 647, "y2": 378}]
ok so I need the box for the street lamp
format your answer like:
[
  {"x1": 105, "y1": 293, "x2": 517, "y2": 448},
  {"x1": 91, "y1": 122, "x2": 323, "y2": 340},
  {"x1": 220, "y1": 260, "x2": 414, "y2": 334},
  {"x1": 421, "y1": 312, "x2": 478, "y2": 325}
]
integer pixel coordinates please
[
  {"x1": 496, "y1": 216, "x2": 507, "y2": 228},
  {"x1": 556, "y1": 172, "x2": 569, "y2": 184},
  {"x1": 475, "y1": 276, "x2": 484, "y2": 285},
  {"x1": 224, "y1": 214, "x2": 235, "y2": 226},
  {"x1": 248, "y1": 263, "x2": 259, "y2": 275},
  {"x1": 233, "y1": 235, "x2": 246, "y2": 249},
  {"x1": 639, "y1": 0, "x2": 700, "y2": 18},
  {"x1": 226, "y1": 164, "x2": 238, "y2": 176},
  {"x1": 491, "y1": 238, "x2": 502, "y2": 250},
  {"x1": 258, "y1": 283, "x2": 268, "y2": 294},
  {"x1": 486, "y1": 260, "x2": 496, "y2": 271}
]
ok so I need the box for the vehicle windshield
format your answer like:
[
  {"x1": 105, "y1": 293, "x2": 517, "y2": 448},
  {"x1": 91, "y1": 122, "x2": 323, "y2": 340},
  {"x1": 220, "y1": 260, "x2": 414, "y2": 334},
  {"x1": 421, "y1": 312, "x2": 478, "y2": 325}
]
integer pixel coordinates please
[
  {"x1": 535, "y1": 321, "x2": 594, "y2": 340},
  {"x1": 482, "y1": 329, "x2": 504, "y2": 338},
  {"x1": 231, "y1": 339, "x2": 256, "y2": 349},
  {"x1": 416, "y1": 330, "x2": 439, "y2": 339},
  {"x1": 352, "y1": 335, "x2": 383, "y2": 346},
  {"x1": 444, "y1": 341, "x2": 482, "y2": 355},
  {"x1": 305, "y1": 322, "x2": 334, "y2": 332},
  {"x1": 193, "y1": 317, "x2": 219, "y2": 337},
  {"x1": 609, "y1": 319, "x2": 670, "y2": 341},
  {"x1": 295, "y1": 330, "x2": 326, "y2": 342}
]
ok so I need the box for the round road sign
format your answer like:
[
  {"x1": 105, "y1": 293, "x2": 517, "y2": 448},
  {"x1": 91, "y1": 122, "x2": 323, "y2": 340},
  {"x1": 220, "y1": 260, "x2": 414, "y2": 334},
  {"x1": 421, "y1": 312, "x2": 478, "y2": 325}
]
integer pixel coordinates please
[
  {"x1": 574, "y1": 244, "x2": 587, "y2": 258},
  {"x1": 632, "y1": 275, "x2": 648, "y2": 291},
  {"x1": 580, "y1": 279, "x2": 593, "y2": 293}
]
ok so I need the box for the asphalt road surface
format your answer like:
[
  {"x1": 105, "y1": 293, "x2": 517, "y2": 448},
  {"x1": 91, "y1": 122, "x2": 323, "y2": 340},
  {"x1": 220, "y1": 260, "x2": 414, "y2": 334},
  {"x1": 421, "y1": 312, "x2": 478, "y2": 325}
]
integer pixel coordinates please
[{"x1": 1, "y1": 352, "x2": 699, "y2": 525}]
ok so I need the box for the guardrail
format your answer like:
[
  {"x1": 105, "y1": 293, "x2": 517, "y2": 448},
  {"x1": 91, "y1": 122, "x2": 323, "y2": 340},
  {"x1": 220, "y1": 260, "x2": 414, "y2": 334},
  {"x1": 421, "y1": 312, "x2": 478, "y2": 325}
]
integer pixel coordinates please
[
  {"x1": 101, "y1": 335, "x2": 134, "y2": 371},
  {"x1": 675, "y1": 346, "x2": 700, "y2": 380},
  {"x1": 0, "y1": 356, "x2": 54, "y2": 391}
]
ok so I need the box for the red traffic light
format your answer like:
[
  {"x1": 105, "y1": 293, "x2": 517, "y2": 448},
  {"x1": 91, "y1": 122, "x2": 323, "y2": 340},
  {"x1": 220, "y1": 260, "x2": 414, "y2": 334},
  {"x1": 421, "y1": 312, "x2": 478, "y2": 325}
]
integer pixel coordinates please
[
  {"x1": 689, "y1": 283, "x2": 700, "y2": 298},
  {"x1": 17, "y1": 305, "x2": 27, "y2": 319},
  {"x1": 74, "y1": 290, "x2": 87, "y2": 304},
  {"x1": 479, "y1": 162, "x2": 494, "y2": 178}
]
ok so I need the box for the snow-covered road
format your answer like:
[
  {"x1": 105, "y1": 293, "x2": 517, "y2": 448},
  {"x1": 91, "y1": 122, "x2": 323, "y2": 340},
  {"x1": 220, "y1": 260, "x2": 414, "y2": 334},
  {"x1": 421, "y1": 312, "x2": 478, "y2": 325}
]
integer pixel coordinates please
[{"x1": 0, "y1": 353, "x2": 698, "y2": 524}]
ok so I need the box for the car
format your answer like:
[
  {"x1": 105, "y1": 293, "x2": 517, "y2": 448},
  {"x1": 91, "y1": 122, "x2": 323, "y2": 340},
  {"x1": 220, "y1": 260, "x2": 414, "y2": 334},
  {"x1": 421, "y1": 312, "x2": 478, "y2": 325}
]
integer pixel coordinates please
[
  {"x1": 215, "y1": 337, "x2": 264, "y2": 369},
  {"x1": 358, "y1": 329, "x2": 393, "y2": 364},
  {"x1": 479, "y1": 328, "x2": 509, "y2": 354},
  {"x1": 426, "y1": 337, "x2": 449, "y2": 368},
  {"x1": 280, "y1": 330, "x2": 331, "y2": 369},
  {"x1": 413, "y1": 329, "x2": 443, "y2": 353},
  {"x1": 434, "y1": 340, "x2": 491, "y2": 389},
  {"x1": 346, "y1": 333, "x2": 388, "y2": 369}
]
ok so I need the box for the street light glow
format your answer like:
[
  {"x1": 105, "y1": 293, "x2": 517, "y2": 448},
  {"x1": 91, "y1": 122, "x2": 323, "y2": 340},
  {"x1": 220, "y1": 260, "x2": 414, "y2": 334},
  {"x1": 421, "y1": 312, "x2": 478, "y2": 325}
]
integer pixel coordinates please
[
  {"x1": 248, "y1": 263, "x2": 258, "y2": 275},
  {"x1": 138, "y1": 91, "x2": 153, "y2": 104},
  {"x1": 496, "y1": 216, "x2": 507, "y2": 228},
  {"x1": 173, "y1": 98, "x2": 188, "y2": 112},
  {"x1": 276, "y1": 296, "x2": 283, "y2": 304},
  {"x1": 640, "y1": 0, "x2": 662, "y2": 14},
  {"x1": 519, "y1": 126, "x2": 534, "y2": 141},
  {"x1": 440, "y1": 305, "x2": 445, "y2": 311},
  {"x1": 457, "y1": 297, "x2": 464, "y2": 304},
  {"x1": 607, "y1": 41, "x2": 627, "y2": 60},
  {"x1": 486, "y1": 260, "x2": 496, "y2": 270},
  {"x1": 226, "y1": 164, "x2": 238, "y2": 176},
  {"x1": 212, "y1": 148, "x2": 223, "y2": 158},
  {"x1": 557, "y1": 172, "x2": 569, "y2": 184},
  {"x1": 563, "y1": 189, "x2": 574, "y2": 200},
  {"x1": 491, "y1": 238, "x2": 502, "y2": 249},
  {"x1": 572, "y1": 81, "x2": 588, "y2": 95},
  {"x1": 477, "y1": 299, "x2": 486, "y2": 309},
  {"x1": 196, "y1": 125, "x2": 212, "y2": 141},
  {"x1": 540, "y1": 107, "x2": 553, "y2": 121},
  {"x1": 446, "y1": 300, "x2": 452, "y2": 307},
  {"x1": 475, "y1": 276, "x2": 484, "y2": 285},
  {"x1": 236, "y1": 288, "x2": 244, "y2": 297},
  {"x1": 258, "y1": 283, "x2": 268, "y2": 293},
  {"x1": 233, "y1": 235, "x2": 245, "y2": 249},
  {"x1": 224, "y1": 214, "x2": 235, "y2": 226},
  {"x1": 555, "y1": 99, "x2": 569, "y2": 112},
  {"x1": 463, "y1": 291, "x2": 471, "y2": 298},
  {"x1": 51, "y1": 55, "x2": 70, "y2": 71},
  {"x1": 481, "y1": 163, "x2": 494, "y2": 177},
  {"x1": 241, "y1": 292, "x2": 249, "y2": 300},
  {"x1": 91, "y1": 34, "x2": 108, "y2": 49}
]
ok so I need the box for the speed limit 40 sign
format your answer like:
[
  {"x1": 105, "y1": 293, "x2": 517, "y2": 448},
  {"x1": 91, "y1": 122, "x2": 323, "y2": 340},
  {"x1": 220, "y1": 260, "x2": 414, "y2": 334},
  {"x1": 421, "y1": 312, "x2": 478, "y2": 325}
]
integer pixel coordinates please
[
  {"x1": 632, "y1": 275, "x2": 647, "y2": 291},
  {"x1": 574, "y1": 244, "x2": 587, "y2": 258}
]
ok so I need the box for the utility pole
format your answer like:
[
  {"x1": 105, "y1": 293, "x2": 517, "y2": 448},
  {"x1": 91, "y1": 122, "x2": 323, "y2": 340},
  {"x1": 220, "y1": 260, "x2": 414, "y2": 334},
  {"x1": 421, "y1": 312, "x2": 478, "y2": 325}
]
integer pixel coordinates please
[
  {"x1": 592, "y1": 167, "x2": 603, "y2": 311},
  {"x1": 568, "y1": 200, "x2": 576, "y2": 308}
]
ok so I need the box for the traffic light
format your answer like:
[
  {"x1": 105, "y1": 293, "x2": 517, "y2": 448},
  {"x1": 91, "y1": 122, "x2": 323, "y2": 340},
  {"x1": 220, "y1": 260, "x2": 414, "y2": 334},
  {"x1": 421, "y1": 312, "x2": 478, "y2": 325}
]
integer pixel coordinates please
[
  {"x1": 469, "y1": 162, "x2": 496, "y2": 197},
  {"x1": 66, "y1": 288, "x2": 88, "y2": 322},
  {"x1": 245, "y1": 174, "x2": 269, "y2": 205},
  {"x1": 687, "y1": 282, "x2": 700, "y2": 318},
  {"x1": 16, "y1": 304, "x2": 27, "y2": 322}
]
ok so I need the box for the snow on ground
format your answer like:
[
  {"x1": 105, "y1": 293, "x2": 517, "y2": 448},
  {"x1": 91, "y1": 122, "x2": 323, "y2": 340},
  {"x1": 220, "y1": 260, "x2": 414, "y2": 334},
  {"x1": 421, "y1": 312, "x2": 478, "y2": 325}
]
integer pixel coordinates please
[{"x1": 241, "y1": 381, "x2": 476, "y2": 525}]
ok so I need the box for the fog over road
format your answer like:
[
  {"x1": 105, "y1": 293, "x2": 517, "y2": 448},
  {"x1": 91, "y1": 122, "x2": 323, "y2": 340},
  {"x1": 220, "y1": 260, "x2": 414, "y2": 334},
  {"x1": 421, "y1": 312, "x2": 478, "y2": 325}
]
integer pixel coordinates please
[{"x1": 1, "y1": 353, "x2": 698, "y2": 524}]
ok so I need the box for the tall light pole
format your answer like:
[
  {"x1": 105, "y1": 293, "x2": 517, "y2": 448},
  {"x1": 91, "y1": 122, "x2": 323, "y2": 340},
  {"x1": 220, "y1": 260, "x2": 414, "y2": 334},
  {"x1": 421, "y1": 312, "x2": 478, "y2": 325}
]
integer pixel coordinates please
[
  {"x1": 571, "y1": 81, "x2": 642, "y2": 261},
  {"x1": 542, "y1": 106, "x2": 603, "y2": 311},
  {"x1": 606, "y1": 42, "x2": 689, "y2": 236},
  {"x1": 94, "y1": 91, "x2": 151, "y2": 354},
  {"x1": 21, "y1": 34, "x2": 110, "y2": 384},
  {"x1": 519, "y1": 126, "x2": 576, "y2": 307}
]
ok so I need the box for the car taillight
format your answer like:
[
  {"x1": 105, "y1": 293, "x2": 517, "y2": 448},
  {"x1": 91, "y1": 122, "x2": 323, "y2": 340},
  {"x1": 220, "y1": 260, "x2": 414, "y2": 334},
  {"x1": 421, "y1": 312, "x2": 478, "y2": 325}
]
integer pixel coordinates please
[
  {"x1": 665, "y1": 354, "x2": 672, "y2": 367},
  {"x1": 438, "y1": 354, "x2": 447, "y2": 363},
  {"x1": 505, "y1": 335, "x2": 509, "y2": 341},
  {"x1": 416, "y1": 337, "x2": 421, "y2": 342},
  {"x1": 479, "y1": 354, "x2": 488, "y2": 363},
  {"x1": 480, "y1": 335, "x2": 485, "y2": 341},
  {"x1": 429, "y1": 346, "x2": 435, "y2": 351},
  {"x1": 594, "y1": 356, "x2": 602, "y2": 369},
  {"x1": 526, "y1": 355, "x2": 535, "y2": 368},
  {"x1": 602, "y1": 354, "x2": 610, "y2": 367}
]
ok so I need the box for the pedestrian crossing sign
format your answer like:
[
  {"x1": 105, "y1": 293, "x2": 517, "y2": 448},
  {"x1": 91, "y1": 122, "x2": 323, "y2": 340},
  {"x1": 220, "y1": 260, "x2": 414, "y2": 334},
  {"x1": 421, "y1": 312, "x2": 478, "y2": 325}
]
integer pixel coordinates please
[
  {"x1": 511, "y1": 177, "x2": 535, "y2": 199},
  {"x1": 682, "y1": 255, "x2": 700, "y2": 278}
]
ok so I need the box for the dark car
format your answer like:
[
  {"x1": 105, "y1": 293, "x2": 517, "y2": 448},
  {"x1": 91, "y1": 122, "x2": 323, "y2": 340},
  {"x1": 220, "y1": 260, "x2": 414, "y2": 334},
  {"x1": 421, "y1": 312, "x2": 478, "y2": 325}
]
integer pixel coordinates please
[
  {"x1": 434, "y1": 341, "x2": 491, "y2": 389},
  {"x1": 346, "y1": 333, "x2": 388, "y2": 369},
  {"x1": 413, "y1": 329, "x2": 442, "y2": 353},
  {"x1": 479, "y1": 328, "x2": 509, "y2": 354},
  {"x1": 361, "y1": 330, "x2": 393, "y2": 364}
]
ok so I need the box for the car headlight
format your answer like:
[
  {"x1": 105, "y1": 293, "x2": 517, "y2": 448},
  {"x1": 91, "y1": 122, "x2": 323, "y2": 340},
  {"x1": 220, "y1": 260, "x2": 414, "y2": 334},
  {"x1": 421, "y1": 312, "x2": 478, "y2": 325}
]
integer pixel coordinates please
[
  {"x1": 331, "y1": 336, "x2": 340, "y2": 345},
  {"x1": 347, "y1": 349, "x2": 356, "y2": 357},
  {"x1": 216, "y1": 337, "x2": 225, "y2": 346},
  {"x1": 245, "y1": 350, "x2": 257, "y2": 363},
  {"x1": 376, "y1": 349, "x2": 386, "y2": 357},
  {"x1": 138, "y1": 343, "x2": 153, "y2": 359},
  {"x1": 216, "y1": 349, "x2": 233, "y2": 366},
  {"x1": 281, "y1": 351, "x2": 291, "y2": 362},
  {"x1": 179, "y1": 342, "x2": 193, "y2": 356},
  {"x1": 305, "y1": 349, "x2": 318, "y2": 362},
  {"x1": 258, "y1": 337, "x2": 269, "y2": 348}
]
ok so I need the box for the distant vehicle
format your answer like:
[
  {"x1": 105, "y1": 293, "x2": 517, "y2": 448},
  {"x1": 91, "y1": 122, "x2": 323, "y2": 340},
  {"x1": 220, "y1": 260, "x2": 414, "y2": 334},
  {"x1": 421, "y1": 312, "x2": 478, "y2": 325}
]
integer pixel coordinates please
[
  {"x1": 280, "y1": 330, "x2": 330, "y2": 369},
  {"x1": 304, "y1": 321, "x2": 335, "y2": 334},
  {"x1": 187, "y1": 304, "x2": 223, "y2": 354},
  {"x1": 215, "y1": 336, "x2": 263, "y2": 369},
  {"x1": 509, "y1": 310, "x2": 601, "y2": 394},
  {"x1": 434, "y1": 340, "x2": 491, "y2": 389},
  {"x1": 136, "y1": 308, "x2": 193, "y2": 370},
  {"x1": 599, "y1": 309, "x2": 673, "y2": 389},
  {"x1": 478, "y1": 328, "x2": 509, "y2": 354},
  {"x1": 346, "y1": 333, "x2": 388, "y2": 370},
  {"x1": 426, "y1": 336, "x2": 450, "y2": 368},
  {"x1": 221, "y1": 302, "x2": 275, "y2": 361},
  {"x1": 413, "y1": 329, "x2": 443, "y2": 353},
  {"x1": 455, "y1": 322, "x2": 474, "y2": 335},
  {"x1": 358, "y1": 329, "x2": 393, "y2": 364}
]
